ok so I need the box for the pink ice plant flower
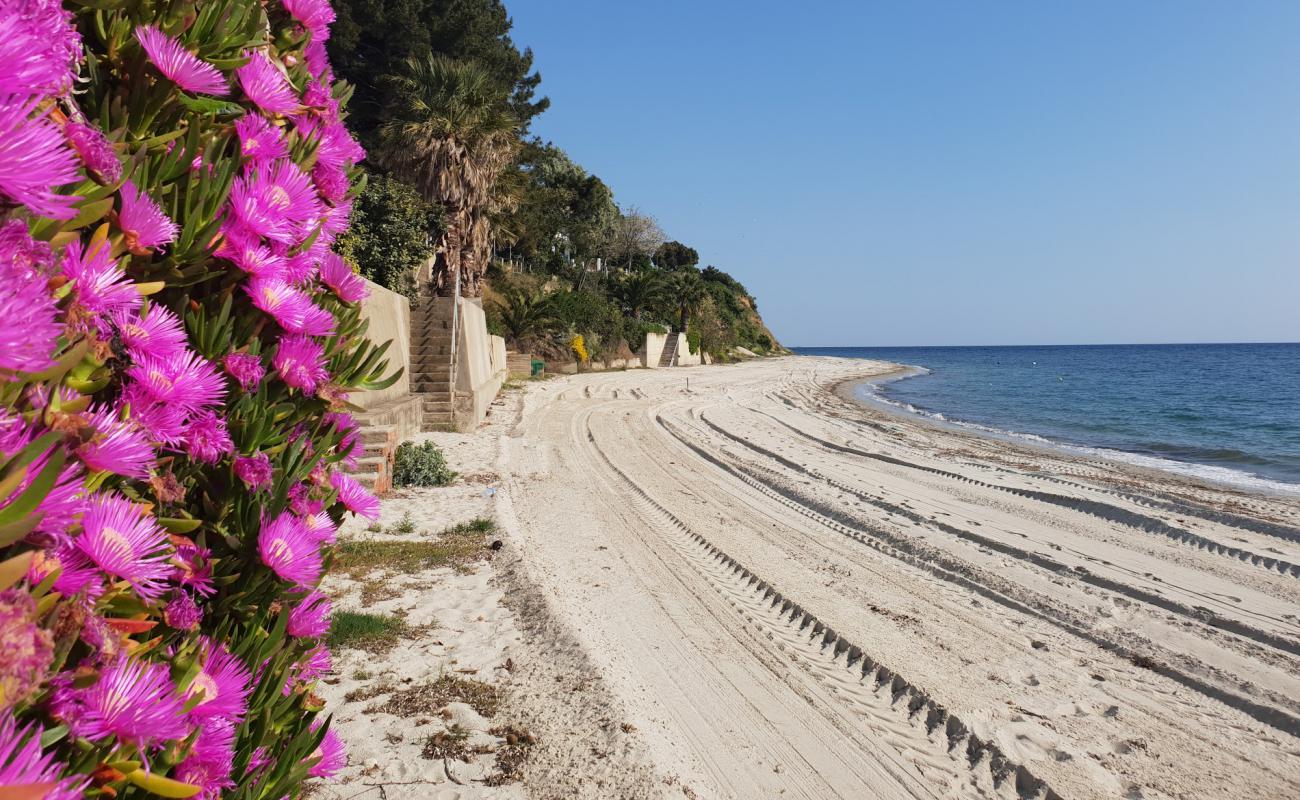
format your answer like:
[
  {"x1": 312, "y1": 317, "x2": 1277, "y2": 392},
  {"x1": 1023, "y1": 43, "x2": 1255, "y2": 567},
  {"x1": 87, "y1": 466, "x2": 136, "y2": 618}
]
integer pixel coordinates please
[
  {"x1": 118, "y1": 180, "x2": 179, "y2": 254},
  {"x1": 229, "y1": 159, "x2": 322, "y2": 244},
  {"x1": 136, "y1": 25, "x2": 228, "y2": 96},
  {"x1": 0, "y1": 240, "x2": 61, "y2": 373},
  {"x1": 75, "y1": 492, "x2": 174, "y2": 600},
  {"x1": 36, "y1": 543, "x2": 105, "y2": 601},
  {"x1": 62, "y1": 238, "x2": 142, "y2": 322},
  {"x1": 0, "y1": 0, "x2": 82, "y2": 97},
  {"x1": 126, "y1": 349, "x2": 226, "y2": 415},
  {"x1": 183, "y1": 410, "x2": 235, "y2": 464},
  {"x1": 273, "y1": 334, "x2": 330, "y2": 394},
  {"x1": 235, "y1": 113, "x2": 289, "y2": 162},
  {"x1": 172, "y1": 543, "x2": 215, "y2": 597},
  {"x1": 246, "y1": 277, "x2": 312, "y2": 331},
  {"x1": 0, "y1": 712, "x2": 87, "y2": 800},
  {"x1": 0, "y1": 589, "x2": 54, "y2": 708},
  {"x1": 303, "y1": 37, "x2": 332, "y2": 80},
  {"x1": 258, "y1": 512, "x2": 323, "y2": 586},
  {"x1": 224, "y1": 352, "x2": 265, "y2": 391},
  {"x1": 330, "y1": 471, "x2": 380, "y2": 520},
  {"x1": 0, "y1": 218, "x2": 54, "y2": 277},
  {"x1": 63, "y1": 120, "x2": 121, "y2": 184},
  {"x1": 188, "y1": 638, "x2": 253, "y2": 723},
  {"x1": 164, "y1": 592, "x2": 202, "y2": 631},
  {"x1": 287, "y1": 590, "x2": 332, "y2": 638},
  {"x1": 294, "y1": 645, "x2": 331, "y2": 684},
  {"x1": 0, "y1": 95, "x2": 80, "y2": 219},
  {"x1": 119, "y1": 382, "x2": 188, "y2": 445},
  {"x1": 113, "y1": 303, "x2": 188, "y2": 361},
  {"x1": 216, "y1": 220, "x2": 288, "y2": 278},
  {"x1": 236, "y1": 50, "x2": 300, "y2": 114},
  {"x1": 174, "y1": 717, "x2": 237, "y2": 799},
  {"x1": 70, "y1": 655, "x2": 190, "y2": 746},
  {"x1": 234, "y1": 452, "x2": 273, "y2": 490},
  {"x1": 307, "y1": 722, "x2": 346, "y2": 779},
  {"x1": 283, "y1": 0, "x2": 337, "y2": 38},
  {"x1": 320, "y1": 252, "x2": 368, "y2": 303},
  {"x1": 76, "y1": 404, "x2": 155, "y2": 478}
]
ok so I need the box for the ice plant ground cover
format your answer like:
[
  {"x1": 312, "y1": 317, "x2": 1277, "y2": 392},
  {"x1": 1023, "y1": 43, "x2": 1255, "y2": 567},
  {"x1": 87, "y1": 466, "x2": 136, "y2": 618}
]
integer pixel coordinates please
[{"x1": 0, "y1": 0, "x2": 398, "y2": 798}]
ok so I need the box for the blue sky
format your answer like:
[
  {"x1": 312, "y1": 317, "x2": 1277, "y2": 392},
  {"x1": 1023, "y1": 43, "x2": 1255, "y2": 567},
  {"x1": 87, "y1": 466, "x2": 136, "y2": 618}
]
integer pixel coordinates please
[{"x1": 508, "y1": 1, "x2": 1300, "y2": 346}]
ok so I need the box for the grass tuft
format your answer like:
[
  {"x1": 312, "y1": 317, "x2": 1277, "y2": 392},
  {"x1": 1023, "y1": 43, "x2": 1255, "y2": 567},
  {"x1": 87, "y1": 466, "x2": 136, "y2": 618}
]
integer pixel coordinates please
[{"x1": 328, "y1": 611, "x2": 408, "y2": 653}]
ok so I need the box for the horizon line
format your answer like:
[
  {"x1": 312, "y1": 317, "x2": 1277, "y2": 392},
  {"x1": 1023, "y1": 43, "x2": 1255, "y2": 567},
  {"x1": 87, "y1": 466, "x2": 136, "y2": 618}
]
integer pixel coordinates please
[{"x1": 790, "y1": 341, "x2": 1300, "y2": 349}]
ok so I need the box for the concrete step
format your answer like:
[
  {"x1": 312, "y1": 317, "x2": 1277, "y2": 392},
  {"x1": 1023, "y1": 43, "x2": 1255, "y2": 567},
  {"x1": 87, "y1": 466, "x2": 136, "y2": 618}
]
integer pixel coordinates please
[
  {"x1": 348, "y1": 471, "x2": 378, "y2": 489},
  {"x1": 414, "y1": 381, "x2": 451, "y2": 393},
  {"x1": 352, "y1": 456, "x2": 386, "y2": 474},
  {"x1": 422, "y1": 411, "x2": 453, "y2": 425}
]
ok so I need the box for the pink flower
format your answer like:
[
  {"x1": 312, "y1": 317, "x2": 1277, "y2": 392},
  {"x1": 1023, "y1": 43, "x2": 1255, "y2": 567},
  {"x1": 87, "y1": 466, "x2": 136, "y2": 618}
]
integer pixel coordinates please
[
  {"x1": 71, "y1": 655, "x2": 190, "y2": 745},
  {"x1": 305, "y1": 39, "x2": 332, "y2": 80},
  {"x1": 258, "y1": 512, "x2": 322, "y2": 586},
  {"x1": 283, "y1": 0, "x2": 337, "y2": 38},
  {"x1": 0, "y1": 589, "x2": 54, "y2": 708},
  {"x1": 307, "y1": 722, "x2": 346, "y2": 779},
  {"x1": 126, "y1": 349, "x2": 225, "y2": 415},
  {"x1": 61, "y1": 238, "x2": 141, "y2": 321},
  {"x1": 118, "y1": 180, "x2": 178, "y2": 254},
  {"x1": 188, "y1": 638, "x2": 252, "y2": 723},
  {"x1": 234, "y1": 452, "x2": 273, "y2": 490},
  {"x1": 229, "y1": 159, "x2": 322, "y2": 244},
  {"x1": 320, "y1": 252, "x2": 368, "y2": 303},
  {"x1": 0, "y1": 712, "x2": 87, "y2": 800},
  {"x1": 75, "y1": 492, "x2": 174, "y2": 600},
  {"x1": 31, "y1": 544, "x2": 103, "y2": 602},
  {"x1": 286, "y1": 590, "x2": 331, "y2": 638},
  {"x1": 183, "y1": 410, "x2": 234, "y2": 464},
  {"x1": 300, "y1": 513, "x2": 335, "y2": 543},
  {"x1": 0, "y1": 218, "x2": 54, "y2": 277},
  {"x1": 224, "y1": 352, "x2": 265, "y2": 391},
  {"x1": 0, "y1": 0, "x2": 82, "y2": 97},
  {"x1": 164, "y1": 592, "x2": 202, "y2": 631},
  {"x1": 114, "y1": 303, "x2": 188, "y2": 361},
  {"x1": 136, "y1": 26, "x2": 228, "y2": 96},
  {"x1": 273, "y1": 334, "x2": 329, "y2": 394},
  {"x1": 0, "y1": 95, "x2": 80, "y2": 219},
  {"x1": 288, "y1": 482, "x2": 322, "y2": 516},
  {"x1": 330, "y1": 472, "x2": 379, "y2": 520},
  {"x1": 246, "y1": 277, "x2": 311, "y2": 331},
  {"x1": 172, "y1": 544, "x2": 215, "y2": 598},
  {"x1": 234, "y1": 113, "x2": 289, "y2": 163},
  {"x1": 174, "y1": 717, "x2": 236, "y2": 800},
  {"x1": 63, "y1": 120, "x2": 121, "y2": 184},
  {"x1": 75, "y1": 404, "x2": 155, "y2": 478},
  {"x1": 236, "y1": 50, "x2": 299, "y2": 114},
  {"x1": 120, "y1": 383, "x2": 188, "y2": 445},
  {"x1": 0, "y1": 238, "x2": 61, "y2": 373},
  {"x1": 294, "y1": 645, "x2": 331, "y2": 683}
]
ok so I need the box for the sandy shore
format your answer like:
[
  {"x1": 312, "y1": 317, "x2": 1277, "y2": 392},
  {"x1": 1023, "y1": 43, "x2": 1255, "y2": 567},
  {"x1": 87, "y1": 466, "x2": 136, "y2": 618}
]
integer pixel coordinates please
[{"x1": 492, "y1": 355, "x2": 1300, "y2": 799}]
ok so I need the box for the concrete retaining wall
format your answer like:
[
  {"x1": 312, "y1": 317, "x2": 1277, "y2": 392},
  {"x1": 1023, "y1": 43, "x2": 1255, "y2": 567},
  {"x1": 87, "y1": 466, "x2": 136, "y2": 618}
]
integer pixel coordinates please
[
  {"x1": 357, "y1": 279, "x2": 411, "y2": 409},
  {"x1": 453, "y1": 299, "x2": 508, "y2": 430},
  {"x1": 639, "y1": 332, "x2": 669, "y2": 369},
  {"x1": 675, "y1": 333, "x2": 701, "y2": 367}
]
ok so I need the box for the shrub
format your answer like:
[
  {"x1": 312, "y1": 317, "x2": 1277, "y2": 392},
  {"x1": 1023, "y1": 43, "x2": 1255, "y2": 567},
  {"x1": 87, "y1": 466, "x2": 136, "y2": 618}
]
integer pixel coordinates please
[
  {"x1": 394, "y1": 441, "x2": 457, "y2": 486},
  {"x1": 0, "y1": 3, "x2": 396, "y2": 798},
  {"x1": 336, "y1": 171, "x2": 440, "y2": 298},
  {"x1": 570, "y1": 334, "x2": 589, "y2": 362}
]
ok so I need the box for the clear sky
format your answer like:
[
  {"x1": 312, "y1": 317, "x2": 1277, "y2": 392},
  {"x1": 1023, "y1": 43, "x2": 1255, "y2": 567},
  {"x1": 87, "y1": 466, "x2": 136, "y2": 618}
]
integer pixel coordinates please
[{"x1": 507, "y1": 1, "x2": 1300, "y2": 347}]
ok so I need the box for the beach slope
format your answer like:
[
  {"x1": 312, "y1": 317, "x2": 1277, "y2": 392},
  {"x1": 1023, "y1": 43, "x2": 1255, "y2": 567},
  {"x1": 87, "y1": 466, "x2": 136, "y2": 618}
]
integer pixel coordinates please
[{"x1": 499, "y1": 356, "x2": 1300, "y2": 799}]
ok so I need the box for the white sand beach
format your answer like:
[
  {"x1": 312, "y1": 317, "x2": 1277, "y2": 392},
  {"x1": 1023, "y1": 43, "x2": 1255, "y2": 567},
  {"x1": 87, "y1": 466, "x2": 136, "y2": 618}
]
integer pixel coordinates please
[{"x1": 323, "y1": 356, "x2": 1300, "y2": 799}]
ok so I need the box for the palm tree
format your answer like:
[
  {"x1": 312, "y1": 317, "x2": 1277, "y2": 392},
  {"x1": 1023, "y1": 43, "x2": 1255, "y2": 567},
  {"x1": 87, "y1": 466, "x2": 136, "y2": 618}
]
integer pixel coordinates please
[
  {"x1": 376, "y1": 56, "x2": 518, "y2": 298},
  {"x1": 668, "y1": 270, "x2": 708, "y2": 331},
  {"x1": 490, "y1": 288, "x2": 560, "y2": 348},
  {"x1": 616, "y1": 271, "x2": 667, "y2": 321}
]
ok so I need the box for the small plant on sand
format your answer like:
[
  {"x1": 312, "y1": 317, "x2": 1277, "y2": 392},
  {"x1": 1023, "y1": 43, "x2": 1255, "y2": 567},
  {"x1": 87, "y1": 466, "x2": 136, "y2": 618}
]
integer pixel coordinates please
[
  {"x1": 389, "y1": 510, "x2": 417, "y2": 534},
  {"x1": 329, "y1": 611, "x2": 408, "y2": 653},
  {"x1": 394, "y1": 440, "x2": 458, "y2": 486}
]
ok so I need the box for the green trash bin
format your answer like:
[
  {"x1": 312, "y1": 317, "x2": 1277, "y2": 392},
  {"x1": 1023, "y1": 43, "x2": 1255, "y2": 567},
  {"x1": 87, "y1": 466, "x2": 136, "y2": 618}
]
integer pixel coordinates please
[{"x1": 530, "y1": 358, "x2": 545, "y2": 378}]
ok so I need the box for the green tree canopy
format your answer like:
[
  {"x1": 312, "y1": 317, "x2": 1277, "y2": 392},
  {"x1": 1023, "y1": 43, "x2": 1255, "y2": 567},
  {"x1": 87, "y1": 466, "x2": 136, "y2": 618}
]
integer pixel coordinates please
[{"x1": 654, "y1": 240, "x2": 699, "y2": 271}]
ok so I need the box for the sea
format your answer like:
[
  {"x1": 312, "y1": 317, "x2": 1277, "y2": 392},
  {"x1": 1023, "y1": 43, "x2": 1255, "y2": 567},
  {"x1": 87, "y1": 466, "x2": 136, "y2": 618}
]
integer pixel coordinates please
[{"x1": 794, "y1": 344, "x2": 1300, "y2": 496}]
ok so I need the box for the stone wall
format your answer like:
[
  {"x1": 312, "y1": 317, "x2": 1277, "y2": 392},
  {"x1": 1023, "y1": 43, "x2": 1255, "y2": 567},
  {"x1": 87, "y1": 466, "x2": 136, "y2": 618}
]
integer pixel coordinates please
[{"x1": 356, "y1": 278, "x2": 411, "y2": 408}]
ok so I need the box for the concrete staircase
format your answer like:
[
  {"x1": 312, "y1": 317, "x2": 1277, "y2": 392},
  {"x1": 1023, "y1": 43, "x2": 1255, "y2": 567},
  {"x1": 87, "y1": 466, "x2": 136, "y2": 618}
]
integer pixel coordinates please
[
  {"x1": 658, "y1": 334, "x2": 678, "y2": 367},
  {"x1": 411, "y1": 296, "x2": 456, "y2": 431}
]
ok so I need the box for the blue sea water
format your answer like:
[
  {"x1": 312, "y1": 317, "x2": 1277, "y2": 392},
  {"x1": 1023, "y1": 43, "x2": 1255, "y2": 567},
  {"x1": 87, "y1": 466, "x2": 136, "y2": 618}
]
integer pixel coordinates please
[{"x1": 794, "y1": 344, "x2": 1300, "y2": 495}]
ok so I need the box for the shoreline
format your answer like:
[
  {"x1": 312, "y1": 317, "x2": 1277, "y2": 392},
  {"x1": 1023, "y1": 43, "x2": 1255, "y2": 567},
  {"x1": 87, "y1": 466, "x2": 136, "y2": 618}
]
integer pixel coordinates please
[{"x1": 828, "y1": 359, "x2": 1300, "y2": 499}]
